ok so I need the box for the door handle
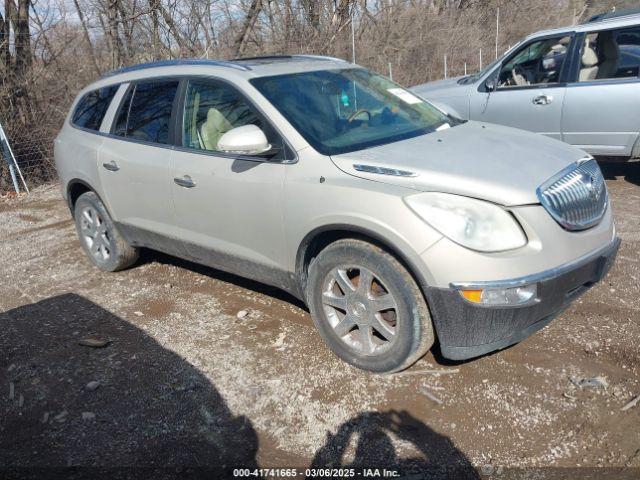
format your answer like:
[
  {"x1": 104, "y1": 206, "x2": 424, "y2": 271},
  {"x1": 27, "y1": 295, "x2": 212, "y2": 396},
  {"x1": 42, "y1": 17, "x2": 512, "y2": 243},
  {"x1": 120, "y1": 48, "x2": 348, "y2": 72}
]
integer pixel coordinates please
[
  {"x1": 174, "y1": 175, "x2": 196, "y2": 188},
  {"x1": 102, "y1": 160, "x2": 120, "y2": 172},
  {"x1": 532, "y1": 94, "x2": 553, "y2": 105}
]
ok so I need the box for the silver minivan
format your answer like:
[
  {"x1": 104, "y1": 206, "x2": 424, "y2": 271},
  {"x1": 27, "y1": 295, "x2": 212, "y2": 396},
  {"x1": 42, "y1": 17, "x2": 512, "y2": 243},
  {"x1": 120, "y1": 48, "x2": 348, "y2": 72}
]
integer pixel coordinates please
[
  {"x1": 413, "y1": 10, "x2": 640, "y2": 158},
  {"x1": 55, "y1": 56, "x2": 619, "y2": 373}
]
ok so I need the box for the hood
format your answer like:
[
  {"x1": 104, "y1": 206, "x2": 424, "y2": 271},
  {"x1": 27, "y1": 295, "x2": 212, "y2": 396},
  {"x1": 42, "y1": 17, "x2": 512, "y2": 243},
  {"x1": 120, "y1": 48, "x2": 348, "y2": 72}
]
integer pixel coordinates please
[
  {"x1": 330, "y1": 122, "x2": 589, "y2": 206},
  {"x1": 411, "y1": 76, "x2": 468, "y2": 99}
]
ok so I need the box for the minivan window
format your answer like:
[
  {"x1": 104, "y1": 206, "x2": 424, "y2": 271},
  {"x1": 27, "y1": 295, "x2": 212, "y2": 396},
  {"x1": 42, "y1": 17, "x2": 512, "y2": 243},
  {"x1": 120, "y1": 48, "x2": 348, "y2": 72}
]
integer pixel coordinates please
[
  {"x1": 113, "y1": 81, "x2": 179, "y2": 144},
  {"x1": 578, "y1": 26, "x2": 640, "y2": 82},
  {"x1": 251, "y1": 69, "x2": 455, "y2": 156},
  {"x1": 72, "y1": 85, "x2": 118, "y2": 131}
]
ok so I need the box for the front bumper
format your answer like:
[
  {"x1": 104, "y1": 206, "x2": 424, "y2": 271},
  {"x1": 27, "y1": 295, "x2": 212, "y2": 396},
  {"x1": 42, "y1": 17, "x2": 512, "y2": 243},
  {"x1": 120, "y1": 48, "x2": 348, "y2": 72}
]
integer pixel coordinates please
[{"x1": 424, "y1": 237, "x2": 621, "y2": 360}]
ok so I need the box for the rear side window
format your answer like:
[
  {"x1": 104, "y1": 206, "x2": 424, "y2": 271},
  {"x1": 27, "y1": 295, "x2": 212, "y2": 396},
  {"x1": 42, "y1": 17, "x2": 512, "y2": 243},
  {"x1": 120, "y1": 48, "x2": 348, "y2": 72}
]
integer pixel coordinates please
[
  {"x1": 112, "y1": 80, "x2": 179, "y2": 144},
  {"x1": 72, "y1": 86, "x2": 118, "y2": 131},
  {"x1": 578, "y1": 26, "x2": 640, "y2": 82}
]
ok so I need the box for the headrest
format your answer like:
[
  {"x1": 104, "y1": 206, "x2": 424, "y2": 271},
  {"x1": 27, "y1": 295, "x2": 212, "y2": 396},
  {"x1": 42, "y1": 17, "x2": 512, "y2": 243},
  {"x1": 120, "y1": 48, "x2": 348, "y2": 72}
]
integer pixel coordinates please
[
  {"x1": 582, "y1": 44, "x2": 598, "y2": 67},
  {"x1": 206, "y1": 107, "x2": 226, "y2": 123}
]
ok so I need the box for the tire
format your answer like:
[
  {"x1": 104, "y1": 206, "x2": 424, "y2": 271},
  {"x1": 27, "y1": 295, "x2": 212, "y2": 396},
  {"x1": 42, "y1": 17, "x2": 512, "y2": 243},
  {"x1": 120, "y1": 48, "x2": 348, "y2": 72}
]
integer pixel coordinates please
[
  {"x1": 73, "y1": 191, "x2": 139, "y2": 272},
  {"x1": 307, "y1": 238, "x2": 434, "y2": 373}
]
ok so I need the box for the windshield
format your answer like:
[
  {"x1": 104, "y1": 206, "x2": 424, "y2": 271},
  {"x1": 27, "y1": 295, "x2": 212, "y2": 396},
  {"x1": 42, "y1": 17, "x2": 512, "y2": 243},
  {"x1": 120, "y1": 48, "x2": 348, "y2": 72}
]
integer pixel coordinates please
[{"x1": 251, "y1": 68, "x2": 458, "y2": 155}]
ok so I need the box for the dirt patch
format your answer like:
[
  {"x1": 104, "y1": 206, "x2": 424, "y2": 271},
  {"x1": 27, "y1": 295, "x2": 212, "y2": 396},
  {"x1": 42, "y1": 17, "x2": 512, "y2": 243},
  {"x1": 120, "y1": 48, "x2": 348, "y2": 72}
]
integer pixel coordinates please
[{"x1": 0, "y1": 165, "x2": 639, "y2": 477}]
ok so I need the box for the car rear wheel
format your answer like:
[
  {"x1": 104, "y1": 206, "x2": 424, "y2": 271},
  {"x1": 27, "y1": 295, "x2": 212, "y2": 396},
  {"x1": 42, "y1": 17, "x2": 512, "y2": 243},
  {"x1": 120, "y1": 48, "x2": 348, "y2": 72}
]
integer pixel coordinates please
[
  {"x1": 307, "y1": 238, "x2": 434, "y2": 373},
  {"x1": 73, "y1": 191, "x2": 139, "y2": 272}
]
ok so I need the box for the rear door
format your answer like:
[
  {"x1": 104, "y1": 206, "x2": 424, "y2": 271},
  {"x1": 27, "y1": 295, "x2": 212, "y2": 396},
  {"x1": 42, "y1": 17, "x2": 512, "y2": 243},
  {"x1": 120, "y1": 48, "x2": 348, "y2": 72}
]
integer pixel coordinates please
[
  {"x1": 561, "y1": 25, "x2": 640, "y2": 156},
  {"x1": 98, "y1": 79, "x2": 180, "y2": 244},
  {"x1": 470, "y1": 33, "x2": 574, "y2": 141}
]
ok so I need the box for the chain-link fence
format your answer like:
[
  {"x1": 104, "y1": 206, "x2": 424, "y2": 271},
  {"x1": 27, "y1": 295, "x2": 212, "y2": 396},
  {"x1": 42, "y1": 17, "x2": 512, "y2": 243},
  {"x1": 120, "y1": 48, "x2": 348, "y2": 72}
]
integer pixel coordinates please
[{"x1": 0, "y1": 119, "x2": 58, "y2": 196}]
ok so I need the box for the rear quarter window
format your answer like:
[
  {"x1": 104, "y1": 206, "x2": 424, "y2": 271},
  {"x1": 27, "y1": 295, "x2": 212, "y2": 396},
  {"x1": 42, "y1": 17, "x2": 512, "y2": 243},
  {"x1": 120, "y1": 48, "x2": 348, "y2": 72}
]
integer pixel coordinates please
[{"x1": 72, "y1": 86, "x2": 119, "y2": 131}]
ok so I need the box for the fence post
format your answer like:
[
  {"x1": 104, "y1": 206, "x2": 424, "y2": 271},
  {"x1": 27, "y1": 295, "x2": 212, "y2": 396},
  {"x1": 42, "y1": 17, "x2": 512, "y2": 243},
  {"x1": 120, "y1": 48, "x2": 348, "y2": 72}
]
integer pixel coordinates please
[
  {"x1": 479, "y1": 49, "x2": 483, "y2": 70},
  {"x1": 388, "y1": 62, "x2": 393, "y2": 81},
  {"x1": 495, "y1": 7, "x2": 500, "y2": 59},
  {"x1": 0, "y1": 121, "x2": 29, "y2": 194},
  {"x1": 444, "y1": 54, "x2": 447, "y2": 79},
  {"x1": 351, "y1": 20, "x2": 356, "y2": 64}
]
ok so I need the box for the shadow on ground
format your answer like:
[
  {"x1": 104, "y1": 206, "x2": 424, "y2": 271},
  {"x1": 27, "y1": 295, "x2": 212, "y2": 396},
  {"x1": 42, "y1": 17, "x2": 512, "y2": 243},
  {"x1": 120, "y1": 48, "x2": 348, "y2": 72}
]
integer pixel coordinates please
[
  {"x1": 0, "y1": 294, "x2": 476, "y2": 479},
  {"x1": 0, "y1": 294, "x2": 258, "y2": 478},
  {"x1": 598, "y1": 158, "x2": 640, "y2": 187},
  {"x1": 311, "y1": 410, "x2": 479, "y2": 479}
]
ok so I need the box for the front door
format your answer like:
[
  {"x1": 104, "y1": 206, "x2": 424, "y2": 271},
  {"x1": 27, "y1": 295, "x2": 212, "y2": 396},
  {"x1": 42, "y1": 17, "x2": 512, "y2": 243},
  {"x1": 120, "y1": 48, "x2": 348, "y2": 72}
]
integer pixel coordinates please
[
  {"x1": 170, "y1": 78, "x2": 293, "y2": 290},
  {"x1": 470, "y1": 34, "x2": 574, "y2": 141},
  {"x1": 562, "y1": 26, "x2": 640, "y2": 156},
  {"x1": 98, "y1": 79, "x2": 180, "y2": 242}
]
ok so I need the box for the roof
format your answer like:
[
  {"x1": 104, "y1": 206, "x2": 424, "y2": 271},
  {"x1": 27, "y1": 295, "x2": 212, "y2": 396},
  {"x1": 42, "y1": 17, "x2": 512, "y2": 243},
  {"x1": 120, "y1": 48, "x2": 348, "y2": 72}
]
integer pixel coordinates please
[
  {"x1": 101, "y1": 55, "x2": 350, "y2": 80},
  {"x1": 521, "y1": 10, "x2": 640, "y2": 42},
  {"x1": 587, "y1": 7, "x2": 640, "y2": 23}
]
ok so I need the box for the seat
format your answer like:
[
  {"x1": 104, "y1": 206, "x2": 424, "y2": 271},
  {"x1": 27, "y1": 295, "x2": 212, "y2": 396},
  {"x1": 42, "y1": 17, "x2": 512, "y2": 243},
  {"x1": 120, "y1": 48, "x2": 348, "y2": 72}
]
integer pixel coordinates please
[
  {"x1": 596, "y1": 32, "x2": 620, "y2": 79},
  {"x1": 511, "y1": 68, "x2": 529, "y2": 86},
  {"x1": 199, "y1": 107, "x2": 232, "y2": 151},
  {"x1": 579, "y1": 40, "x2": 599, "y2": 81}
]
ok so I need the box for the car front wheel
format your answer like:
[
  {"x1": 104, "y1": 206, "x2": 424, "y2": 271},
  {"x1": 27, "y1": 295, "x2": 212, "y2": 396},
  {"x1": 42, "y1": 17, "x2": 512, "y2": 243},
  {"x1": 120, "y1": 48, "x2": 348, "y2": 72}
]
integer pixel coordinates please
[{"x1": 307, "y1": 238, "x2": 434, "y2": 373}]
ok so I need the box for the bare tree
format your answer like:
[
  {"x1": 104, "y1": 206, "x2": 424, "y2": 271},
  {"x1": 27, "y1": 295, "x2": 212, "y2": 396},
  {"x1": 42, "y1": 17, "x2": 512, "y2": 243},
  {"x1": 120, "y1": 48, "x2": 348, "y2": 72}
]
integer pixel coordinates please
[
  {"x1": 105, "y1": 0, "x2": 125, "y2": 69},
  {"x1": 72, "y1": 0, "x2": 101, "y2": 75},
  {"x1": 233, "y1": 0, "x2": 262, "y2": 58}
]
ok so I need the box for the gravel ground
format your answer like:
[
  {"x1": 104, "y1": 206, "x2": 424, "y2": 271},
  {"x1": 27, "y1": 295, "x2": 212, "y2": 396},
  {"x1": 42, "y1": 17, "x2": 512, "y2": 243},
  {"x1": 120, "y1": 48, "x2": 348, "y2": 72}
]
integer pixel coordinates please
[{"x1": 0, "y1": 161, "x2": 639, "y2": 479}]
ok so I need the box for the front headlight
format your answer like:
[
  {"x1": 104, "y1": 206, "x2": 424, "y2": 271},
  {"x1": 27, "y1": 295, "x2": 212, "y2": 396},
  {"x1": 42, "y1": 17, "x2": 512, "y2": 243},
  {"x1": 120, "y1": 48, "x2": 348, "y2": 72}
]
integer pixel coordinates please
[{"x1": 404, "y1": 192, "x2": 527, "y2": 252}]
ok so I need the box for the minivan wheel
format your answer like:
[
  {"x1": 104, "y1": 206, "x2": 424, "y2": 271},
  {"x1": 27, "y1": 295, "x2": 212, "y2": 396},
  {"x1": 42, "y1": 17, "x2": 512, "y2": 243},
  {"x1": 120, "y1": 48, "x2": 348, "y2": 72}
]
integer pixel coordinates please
[
  {"x1": 307, "y1": 238, "x2": 434, "y2": 373},
  {"x1": 73, "y1": 191, "x2": 139, "y2": 272}
]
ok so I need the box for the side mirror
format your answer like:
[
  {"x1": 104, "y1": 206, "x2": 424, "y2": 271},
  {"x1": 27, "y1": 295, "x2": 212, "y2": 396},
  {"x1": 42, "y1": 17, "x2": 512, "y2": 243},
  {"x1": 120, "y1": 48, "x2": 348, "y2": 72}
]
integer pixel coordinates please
[
  {"x1": 217, "y1": 125, "x2": 271, "y2": 155},
  {"x1": 485, "y1": 77, "x2": 497, "y2": 92}
]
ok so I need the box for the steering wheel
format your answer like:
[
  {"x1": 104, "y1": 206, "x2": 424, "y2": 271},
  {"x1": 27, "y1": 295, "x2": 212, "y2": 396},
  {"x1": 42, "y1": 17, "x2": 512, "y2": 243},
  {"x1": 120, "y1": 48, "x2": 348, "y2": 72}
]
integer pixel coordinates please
[{"x1": 347, "y1": 109, "x2": 371, "y2": 123}]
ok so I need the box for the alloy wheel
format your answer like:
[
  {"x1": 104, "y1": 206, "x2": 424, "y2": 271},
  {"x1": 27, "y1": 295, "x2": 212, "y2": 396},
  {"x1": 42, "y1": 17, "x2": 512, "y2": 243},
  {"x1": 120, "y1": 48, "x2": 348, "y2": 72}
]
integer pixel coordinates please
[
  {"x1": 321, "y1": 265, "x2": 399, "y2": 356},
  {"x1": 79, "y1": 206, "x2": 111, "y2": 262}
]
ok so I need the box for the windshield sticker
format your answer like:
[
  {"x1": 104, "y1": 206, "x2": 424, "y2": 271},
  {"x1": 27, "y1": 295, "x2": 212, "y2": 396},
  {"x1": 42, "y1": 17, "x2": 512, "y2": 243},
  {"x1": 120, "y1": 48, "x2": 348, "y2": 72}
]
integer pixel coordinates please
[{"x1": 387, "y1": 88, "x2": 423, "y2": 105}]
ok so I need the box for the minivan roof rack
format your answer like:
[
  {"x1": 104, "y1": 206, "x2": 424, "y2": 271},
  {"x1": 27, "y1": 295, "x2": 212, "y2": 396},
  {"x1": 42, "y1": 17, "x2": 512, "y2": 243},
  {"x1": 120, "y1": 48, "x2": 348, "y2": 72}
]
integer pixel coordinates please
[
  {"x1": 587, "y1": 7, "x2": 640, "y2": 23},
  {"x1": 101, "y1": 58, "x2": 252, "y2": 78}
]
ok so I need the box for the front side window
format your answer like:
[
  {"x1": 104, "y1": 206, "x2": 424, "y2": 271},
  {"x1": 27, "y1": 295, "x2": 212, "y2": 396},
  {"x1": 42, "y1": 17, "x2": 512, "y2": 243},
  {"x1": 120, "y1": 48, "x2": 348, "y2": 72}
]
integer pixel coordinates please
[
  {"x1": 182, "y1": 80, "x2": 267, "y2": 152},
  {"x1": 251, "y1": 69, "x2": 455, "y2": 156},
  {"x1": 578, "y1": 26, "x2": 640, "y2": 82},
  {"x1": 72, "y1": 85, "x2": 118, "y2": 131},
  {"x1": 113, "y1": 80, "x2": 179, "y2": 144},
  {"x1": 497, "y1": 35, "x2": 572, "y2": 88}
]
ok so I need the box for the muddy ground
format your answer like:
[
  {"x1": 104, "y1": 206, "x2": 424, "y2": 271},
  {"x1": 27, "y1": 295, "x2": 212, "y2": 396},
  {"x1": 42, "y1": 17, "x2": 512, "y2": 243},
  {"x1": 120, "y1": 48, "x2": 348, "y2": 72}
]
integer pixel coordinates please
[{"x1": 0, "y1": 161, "x2": 639, "y2": 479}]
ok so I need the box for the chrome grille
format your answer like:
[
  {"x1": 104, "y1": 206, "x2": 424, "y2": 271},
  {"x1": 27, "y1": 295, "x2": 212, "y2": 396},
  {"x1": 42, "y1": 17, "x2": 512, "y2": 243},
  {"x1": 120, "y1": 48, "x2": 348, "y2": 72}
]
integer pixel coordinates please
[{"x1": 537, "y1": 159, "x2": 608, "y2": 231}]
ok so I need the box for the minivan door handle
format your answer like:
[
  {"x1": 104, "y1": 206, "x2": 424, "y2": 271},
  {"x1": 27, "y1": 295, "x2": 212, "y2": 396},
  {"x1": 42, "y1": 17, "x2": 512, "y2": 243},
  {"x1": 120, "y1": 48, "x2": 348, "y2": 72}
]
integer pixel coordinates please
[
  {"x1": 102, "y1": 160, "x2": 120, "y2": 172},
  {"x1": 174, "y1": 175, "x2": 196, "y2": 188},
  {"x1": 532, "y1": 94, "x2": 553, "y2": 105}
]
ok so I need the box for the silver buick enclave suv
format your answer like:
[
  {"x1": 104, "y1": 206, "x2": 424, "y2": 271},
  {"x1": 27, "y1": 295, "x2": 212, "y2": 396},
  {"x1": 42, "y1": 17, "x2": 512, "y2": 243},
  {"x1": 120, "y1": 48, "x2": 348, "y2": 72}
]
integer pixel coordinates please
[{"x1": 54, "y1": 55, "x2": 619, "y2": 373}]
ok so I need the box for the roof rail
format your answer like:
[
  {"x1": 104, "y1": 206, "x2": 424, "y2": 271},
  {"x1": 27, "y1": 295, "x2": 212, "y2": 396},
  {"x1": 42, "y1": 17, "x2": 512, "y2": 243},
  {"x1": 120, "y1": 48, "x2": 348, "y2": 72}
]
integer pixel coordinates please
[
  {"x1": 587, "y1": 7, "x2": 640, "y2": 23},
  {"x1": 295, "y1": 54, "x2": 348, "y2": 63},
  {"x1": 101, "y1": 58, "x2": 251, "y2": 78},
  {"x1": 232, "y1": 54, "x2": 348, "y2": 64}
]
